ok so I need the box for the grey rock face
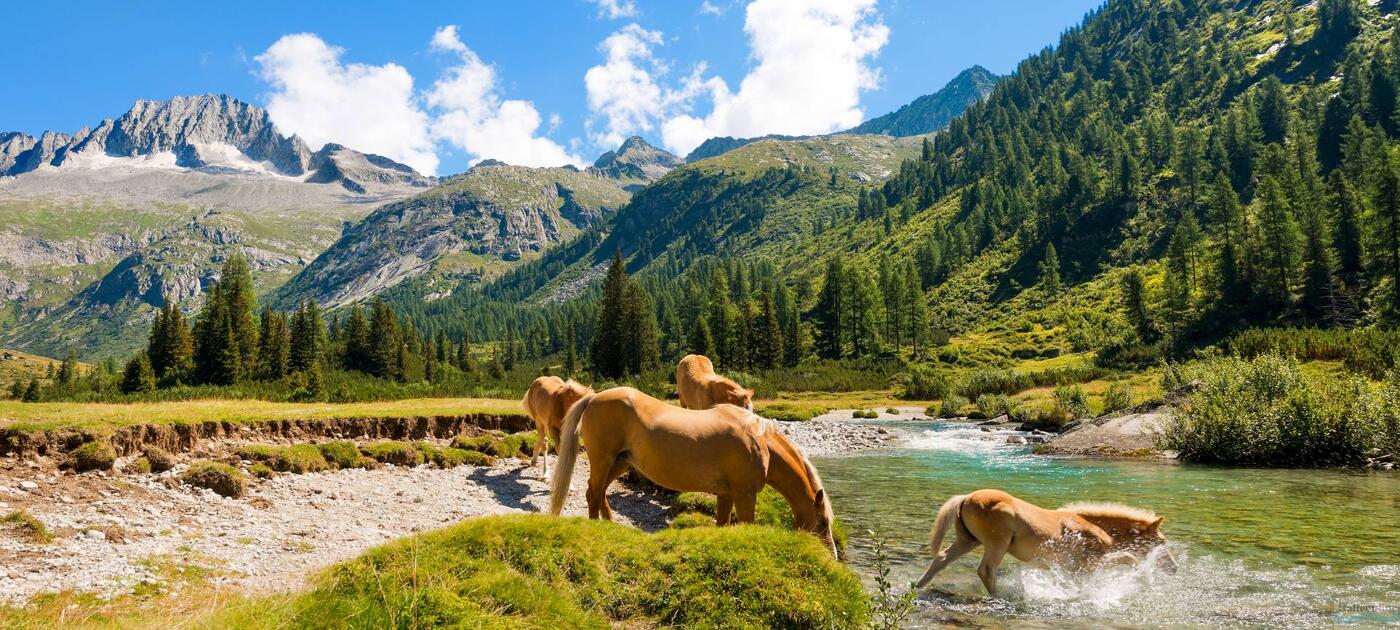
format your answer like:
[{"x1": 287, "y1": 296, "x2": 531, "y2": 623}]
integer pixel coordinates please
[
  {"x1": 590, "y1": 136, "x2": 682, "y2": 183},
  {"x1": 0, "y1": 94, "x2": 433, "y2": 192}
]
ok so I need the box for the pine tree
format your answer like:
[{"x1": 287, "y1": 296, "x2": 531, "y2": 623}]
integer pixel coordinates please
[
  {"x1": 1301, "y1": 199, "x2": 1339, "y2": 323},
  {"x1": 813, "y1": 257, "x2": 846, "y2": 359},
  {"x1": 192, "y1": 256, "x2": 259, "y2": 385},
  {"x1": 591, "y1": 251, "x2": 630, "y2": 378},
  {"x1": 1332, "y1": 172, "x2": 1366, "y2": 281},
  {"x1": 342, "y1": 306, "x2": 371, "y2": 373},
  {"x1": 367, "y1": 300, "x2": 402, "y2": 380},
  {"x1": 621, "y1": 283, "x2": 660, "y2": 375},
  {"x1": 776, "y1": 286, "x2": 802, "y2": 367},
  {"x1": 23, "y1": 378, "x2": 41, "y2": 402},
  {"x1": 148, "y1": 304, "x2": 192, "y2": 381},
  {"x1": 1210, "y1": 173, "x2": 1248, "y2": 311},
  {"x1": 688, "y1": 316, "x2": 714, "y2": 358},
  {"x1": 57, "y1": 349, "x2": 78, "y2": 385},
  {"x1": 563, "y1": 321, "x2": 578, "y2": 376},
  {"x1": 1122, "y1": 269, "x2": 1155, "y2": 342},
  {"x1": 257, "y1": 308, "x2": 290, "y2": 380},
  {"x1": 753, "y1": 293, "x2": 783, "y2": 370},
  {"x1": 503, "y1": 327, "x2": 517, "y2": 372},
  {"x1": 220, "y1": 254, "x2": 259, "y2": 372},
  {"x1": 1372, "y1": 159, "x2": 1400, "y2": 313},
  {"x1": 120, "y1": 353, "x2": 156, "y2": 394},
  {"x1": 1255, "y1": 176, "x2": 1301, "y2": 306},
  {"x1": 902, "y1": 260, "x2": 929, "y2": 359},
  {"x1": 289, "y1": 300, "x2": 325, "y2": 373},
  {"x1": 1040, "y1": 243, "x2": 1062, "y2": 295}
]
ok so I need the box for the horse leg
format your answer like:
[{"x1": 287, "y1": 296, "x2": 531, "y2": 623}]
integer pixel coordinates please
[
  {"x1": 732, "y1": 491, "x2": 758, "y2": 524},
  {"x1": 715, "y1": 495, "x2": 734, "y2": 526},
  {"x1": 976, "y1": 534, "x2": 1011, "y2": 597},
  {"x1": 532, "y1": 422, "x2": 547, "y2": 476},
  {"x1": 585, "y1": 453, "x2": 618, "y2": 520},
  {"x1": 596, "y1": 458, "x2": 631, "y2": 521},
  {"x1": 915, "y1": 536, "x2": 980, "y2": 588}
]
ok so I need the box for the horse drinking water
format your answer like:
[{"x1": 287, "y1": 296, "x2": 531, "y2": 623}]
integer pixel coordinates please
[
  {"x1": 917, "y1": 489, "x2": 1175, "y2": 596},
  {"x1": 676, "y1": 354, "x2": 754, "y2": 411},
  {"x1": 547, "y1": 386, "x2": 838, "y2": 556}
]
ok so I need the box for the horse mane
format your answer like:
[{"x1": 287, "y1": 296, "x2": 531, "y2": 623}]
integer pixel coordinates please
[{"x1": 1060, "y1": 501, "x2": 1157, "y2": 523}]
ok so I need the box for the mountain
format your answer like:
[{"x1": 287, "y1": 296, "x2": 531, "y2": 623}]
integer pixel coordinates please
[
  {"x1": 678, "y1": 66, "x2": 997, "y2": 164},
  {"x1": 846, "y1": 65, "x2": 1000, "y2": 136},
  {"x1": 0, "y1": 94, "x2": 433, "y2": 359},
  {"x1": 274, "y1": 138, "x2": 681, "y2": 309}
]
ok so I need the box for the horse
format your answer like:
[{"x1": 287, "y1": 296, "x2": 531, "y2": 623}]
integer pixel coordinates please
[
  {"x1": 915, "y1": 489, "x2": 1175, "y2": 596},
  {"x1": 520, "y1": 376, "x2": 594, "y2": 477},
  {"x1": 547, "y1": 386, "x2": 837, "y2": 557},
  {"x1": 676, "y1": 354, "x2": 754, "y2": 411}
]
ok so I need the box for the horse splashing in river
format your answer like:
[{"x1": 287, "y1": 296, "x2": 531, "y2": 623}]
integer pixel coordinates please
[
  {"x1": 547, "y1": 386, "x2": 837, "y2": 556},
  {"x1": 917, "y1": 489, "x2": 1175, "y2": 596},
  {"x1": 521, "y1": 376, "x2": 593, "y2": 478}
]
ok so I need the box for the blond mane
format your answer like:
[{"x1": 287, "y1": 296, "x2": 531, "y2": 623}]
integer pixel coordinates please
[{"x1": 1060, "y1": 501, "x2": 1158, "y2": 523}]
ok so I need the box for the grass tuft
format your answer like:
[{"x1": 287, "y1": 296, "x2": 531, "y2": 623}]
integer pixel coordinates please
[
  {"x1": 179, "y1": 461, "x2": 247, "y2": 498},
  {"x1": 2, "y1": 510, "x2": 54, "y2": 543},
  {"x1": 66, "y1": 440, "x2": 116, "y2": 472}
]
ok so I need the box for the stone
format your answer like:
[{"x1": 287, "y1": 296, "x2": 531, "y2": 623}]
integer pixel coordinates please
[
  {"x1": 20, "y1": 481, "x2": 38, "y2": 490},
  {"x1": 86, "y1": 530, "x2": 106, "y2": 541},
  {"x1": 1006, "y1": 436, "x2": 1029, "y2": 445}
]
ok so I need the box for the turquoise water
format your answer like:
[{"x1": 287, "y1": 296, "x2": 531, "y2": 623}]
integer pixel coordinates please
[{"x1": 816, "y1": 420, "x2": 1400, "y2": 628}]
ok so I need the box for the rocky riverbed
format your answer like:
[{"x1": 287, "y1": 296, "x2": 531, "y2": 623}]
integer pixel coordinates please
[{"x1": 776, "y1": 407, "x2": 919, "y2": 456}]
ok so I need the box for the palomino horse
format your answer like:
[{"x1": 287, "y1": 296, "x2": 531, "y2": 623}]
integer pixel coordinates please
[
  {"x1": 520, "y1": 376, "x2": 593, "y2": 477},
  {"x1": 548, "y1": 387, "x2": 837, "y2": 556},
  {"x1": 917, "y1": 489, "x2": 1174, "y2": 596},
  {"x1": 676, "y1": 354, "x2": 754, "y2": 411}
]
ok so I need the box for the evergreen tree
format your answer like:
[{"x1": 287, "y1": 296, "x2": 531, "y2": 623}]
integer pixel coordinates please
[
  {"x1": 1254, "y1": 176, "x2": 1301, "y2": 306},
  {"x1": 1210, "y1": 174, "x2": 1248, "y2": 310},
  {"x1": 289, "y1": 300, "x2": 325, "y2": 373},
  {"x1": 342, "y1": 305, "x2": 372, "y2": 373},
  {"x1": 753, "y1": 293, "x2": 783, "y2": 370},
  {"x1": 120, "y1": 353, "x2": 156, "y2": 394},
  {"x1": 1332, "y1": 173, "x2": 1366, "y2": 281},
  {"x1": 1040, "y1": 243, "x2": 1062, "y2": 295},
  {"x1": 148, "y1": 304, "x2": 193, "y2": 381},
  {"x1": 369, "y1": 299, "x2": 402, "y2": 380},
  {"x1": 621, "y1": 283, "x2": 660, "y2": 375},
  {"x1": 591, "y1": 252, "x2": 630, "y2": 378},
  {"x1": 564, "y1": 321, "x2": 578, "y2": 376},
  {"x1": 23, "y1": 379, "x2": 41, "y2": 402},
  {"x1": 1372, "y1": 159, "x2": 1400, "y2": 313},
  {"x1": 1301, "y1": 199, "x2": 1339, "y2": 323},
  {"x1": 775, "y1": 286, "x2": 802, "y2": 367},
  {"x1": 192, "y1": 256, "x2": 259, "y2": 385},
  {"x1": 813, "y1": 257, "x2": 846, "y2": 359},
  {"x1": 1122, "y1": 269, "x2": 1155, "y2": 342},
  {"x1": 57, "y1": 349, "x2": 78, "y2": 385},
  {"x1": 256, "y1": 308, "x2": 290, "y2": 380},
  {"x1": 844, "y1": 262, "x2": 881, "y2": 358},
  {"x1": 689, "y1": 316, "x2": 714, "y2": 358}
]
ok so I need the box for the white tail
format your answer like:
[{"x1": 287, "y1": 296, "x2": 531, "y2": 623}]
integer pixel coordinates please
[
  {"x1": 929, "y1": 494, "x2": 967, "y2": 555},
  {"x1": 547, "y1": 393, "x2": 594, "y2": 516}
]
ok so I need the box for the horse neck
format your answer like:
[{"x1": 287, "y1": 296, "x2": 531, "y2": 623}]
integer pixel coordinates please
[
  {"x1": 763, "y1": 433, "x2": 819, "y2": 527},
  {"x1": 1072, "y1": 514, "x2": 1146, "y2": 547}
]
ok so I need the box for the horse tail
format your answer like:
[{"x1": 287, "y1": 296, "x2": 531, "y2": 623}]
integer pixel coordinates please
[
  {"x1": 548, "y1": 392, "x2": 594, "y2": 516},
  {"x1": 929, "y1": 494, "x2": 967, "y2": 555}
]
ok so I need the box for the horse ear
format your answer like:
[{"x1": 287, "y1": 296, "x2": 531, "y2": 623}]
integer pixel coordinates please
[{"x1": 814, "y1": 488, "x2": 827, "y2": 508}]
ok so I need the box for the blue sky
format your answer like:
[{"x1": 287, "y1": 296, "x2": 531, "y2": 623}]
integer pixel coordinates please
[{"x1": 2, "y1": 0, "x2": 1101, "y2": 175}]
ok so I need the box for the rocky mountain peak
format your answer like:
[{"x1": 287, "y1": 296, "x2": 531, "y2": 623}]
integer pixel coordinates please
[{"x1": 591, "y1": 136, "x2": 682, "y2": 183}]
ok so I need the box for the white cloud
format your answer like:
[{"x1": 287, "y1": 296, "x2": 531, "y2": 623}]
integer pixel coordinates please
[
  {"x1": 661, "y1": 0, "x2": 888, "y2": 155},
  {"x1": 256, "y1": 33, "x2": 439, "y2": 175},
  {"x1": 590, "y1": 0, "x2": 638, "y2": 19},
  {"x1": 584, "y1": 24, "x2": 669, "y2": 148},
  {"x1": 699, "y1": 1, "x2": 723, "y2": 16},
  {"x1": 427, "y1": 26, "x2": 583, "y2": 167}
]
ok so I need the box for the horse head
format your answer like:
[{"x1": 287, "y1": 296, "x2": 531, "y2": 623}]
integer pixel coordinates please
[
  {"x1": 1063, "y1": 502, "x2": 1175, "y2": 572},
  {"x1": 725, "y1": 387, "x2": 755, "y2": 411}
]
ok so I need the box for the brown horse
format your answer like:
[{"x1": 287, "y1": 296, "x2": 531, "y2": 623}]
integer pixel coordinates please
[
  {"x1": 676, "y1": 354, "x2": 753, "y2": 411},
  {"x1": 916, "y1": 489, "x2": 1174, "y2": 596},
  {"x1": 520, "y1": 376, "x2": 593, "y2": 477},
  {"x1": 548, "y1": 387, "x2": 837, "y2": 556}
]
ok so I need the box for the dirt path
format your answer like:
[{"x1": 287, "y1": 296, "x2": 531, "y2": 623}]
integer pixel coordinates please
[{"x1": 0, "y1": 457, "x2": 668, "y2": 604}]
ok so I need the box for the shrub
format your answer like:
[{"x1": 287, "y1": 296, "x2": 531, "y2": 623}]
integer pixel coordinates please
[
  {"x1": 360, "y1": 441, "x2": 423, "y2": 467},
  {"x1": 937, "y1": 395, "x2": 969, "y2": 418},
  {"x1": 852, "y1": 410, "x2": 878, "y2": 419},
  {"x1": 317, "y1": 441, "x2": 362, "y2": 469},
  {"x1": 955, "y1": 368, "x2": 1032, "y2": 399},
  {"x1": 498, "y1": 432, "x2": 538, "y2": 459},
  {"x1": 2, "y1": 510, "x2": 53, "y2": 543},
  {"x1": 1160, "y1": 355, "x2": 1390, "y2": 467},
  {"x1": 451, "y1": 435, "x2": 502, "y2": 455},
  {"x1": 67, "y1": 441, "x2": 116, "y2": 472},
  {"x1": 130, "y1": 458, "x2": 152, "y2": 474},
  {"x1": 143, "y1": 446, "x2": 177, "y2": 473},
  {"x1": 975, "y1": 393, "x2": 1013, "y2": 418},
  {"x1": 896, "y1": 364, "x2": 951, "y2": 400},
  {"x1": 1053, "y1": 385, "x2": 1091, "y2": 419},
  {"x1": 1095, "y1": 340, "x2": 1167, "y2": 369},
  {"x1": 1101, "y1": 381, "x2": 1133, "y2": 415},
  {"x1": 1227, "y1": 327, "x2": 1400, "y2": 379},
  {"x1": 755, "y1": 402, "x2": 829, "y2": 422},
  {"x1": 885, "y1": 407, "x2": 899, "y2": 415},
  {"x1": 249, "y1": 463, "x2": 276, "y2": 479},
  {"x1": 237, "y1": 444, "x2": 331, "y2": 474},
  {"x1": 181, "y1": 461, "x2": 247, "y2": 498},
  {"x1": 1160, "y1": 359, "x2": 1190, "y2": 392}
]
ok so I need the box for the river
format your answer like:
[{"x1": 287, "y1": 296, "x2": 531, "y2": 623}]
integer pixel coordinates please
[{"x1": 816, "y1": 419, "x2": 1400, "y2": 628}]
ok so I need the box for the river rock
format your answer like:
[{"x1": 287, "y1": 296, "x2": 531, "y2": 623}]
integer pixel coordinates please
[
  {"x1": 20, "y1": 481, "x2": 38, "y2": 490},
  {"x1": 1006, "y1": 436, "x2": 1028, "y2": 445}
]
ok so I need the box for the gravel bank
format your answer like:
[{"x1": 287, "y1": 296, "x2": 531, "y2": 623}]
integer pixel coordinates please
[{"x1": 777, "y1": 407, "x2": 922, "y2": 457}]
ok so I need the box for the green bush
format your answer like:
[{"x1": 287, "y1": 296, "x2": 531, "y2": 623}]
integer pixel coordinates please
[
  {"x1": 361, "y1": 441, "x2": 423, "y2": 467},
  {"x1": 180, "y1": 461, "x2": 247, "y2": 498},
  {"x1": 1101, "y1": 381, "x2": 1133, "y2": 415},
  {"x1": 937, "y1": 395, "x2": 969, "y2": 418},
  {"x1": 143, "y1": 446, "x2": 177, "y2": 473},
  {"x1": 237, "y1": 444, "x2": 331, "y2": 473},
  {"x1": 317, "y1": 441, "x2": 362, "y2": 469},
  {"x1": 417, "y1": 442, "x2": 494, "y2": 467},
  {"x1": 498, "y1": 432, "x2": 538, "y2": 459},
  {"x1": 955, "y1": 368, "x2": 1032, "y2": 399},
  {"x1": 975, "y1": 393, "x2": 1013, "y2": 418},
  {"x1": 248, "y1": 463, "x2": 276, "y2": 479},
  {"x1": 1161, "y1": 355, "x2": 1393, "y2": 467},
  {"x1": 1227, "y1": 327, "x2": 1400, "y2": 379},
  {"x1": 451, "y1": 434, "x2": 502, "y2": 455},
  {"x1": 67, "y1": 441, "x2": 116, "y2": 472},
  {"x1": 896, "y1": 364, "x2": 951, "y2": 400},
  {"x1": 1053, "y1": 385, "x2": 1091, "y2": 419},
  {"x1": 755, "y1": 402, "x2": 829, "y2": 422},
  {"x1": 852, "y1": 409, "x2": 878, "y2": 419}
]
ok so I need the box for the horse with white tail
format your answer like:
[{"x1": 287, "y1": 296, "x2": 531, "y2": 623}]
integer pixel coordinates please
[
  {"x1": 917, "y1": 489, "x2": 1176, "y2": 596},
  {"x1": 547, "y1": 386, "x2": 838, "y2": 557}
]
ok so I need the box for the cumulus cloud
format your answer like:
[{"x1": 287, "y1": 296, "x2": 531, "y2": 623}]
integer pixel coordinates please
[
  {"x1": 660, "y1": 0, "x2": 888, "y2": 155},
  {"x1": 584, "y1": 24, "x2": 669, "y2": 148},
  {"x1": 699, "y1": 1, "x2": 724, "y2": 16},
  {"x1": 256, "y1": 34, "x2": 438, "y2": 175},
  {"x1": 590, "y1": 0, "x2": 638, "y2": 19},
  {"x1": 427, "y1": 26, "x2": 583, "y2": 167}
]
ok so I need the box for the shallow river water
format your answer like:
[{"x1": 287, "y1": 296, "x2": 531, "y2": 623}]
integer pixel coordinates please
[{"x1": 816, "y1": 419, "x2": 1400, "y2": 629}]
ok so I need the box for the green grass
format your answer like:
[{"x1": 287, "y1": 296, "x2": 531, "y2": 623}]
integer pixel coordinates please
[
  {"x1": 235, "y1": 444, "x2": 330, "y2": 474},
  {"x1": 0, "y1": 397, "x2": 524, "y2": 433},
  {"x1": 416, "y1": 442, "x2": 494, "y2": 467},
  {"x1": 179, "y1": 461, "x2": 247, "y2": 498},
  {"x1": 66, "y1": 440, "x2": 116, "y2": 472},
  {"x1": 360, "y1": 441, "x2": 423, "y2": 467},
  {"x1": 755, "y1": 401, "x2": 830, "y2": 422},
  {"x1": 1, "y1": 510, "x2": 54, "y2": 543},
  {"x1": 0, "y1": 515, "x2": 870, "y2": 629}
]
